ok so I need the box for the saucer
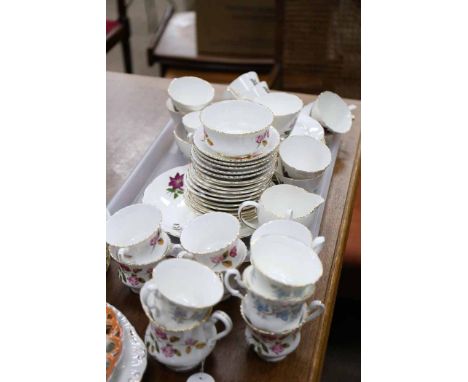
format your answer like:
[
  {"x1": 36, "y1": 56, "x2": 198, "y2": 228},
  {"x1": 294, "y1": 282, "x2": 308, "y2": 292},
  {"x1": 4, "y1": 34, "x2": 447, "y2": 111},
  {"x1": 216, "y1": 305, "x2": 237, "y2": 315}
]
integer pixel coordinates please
[
  {"x1": 193, "y1": 126, "x2": 280, "y2": 163},
  {"x1": 107, "y1": 303, "x2": 147, "y2": 382},
  {"x1": 142, "y1": 165, "x2": 198, "y2": 237},
  {"x1": 210, "y1": 239, "x2": 248, "y2": 273}
]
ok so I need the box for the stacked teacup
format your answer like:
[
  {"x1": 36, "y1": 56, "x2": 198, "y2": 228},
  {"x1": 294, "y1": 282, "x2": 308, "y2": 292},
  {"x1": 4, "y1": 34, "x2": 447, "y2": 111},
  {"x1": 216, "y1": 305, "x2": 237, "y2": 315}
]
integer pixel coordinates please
[
  {"x1": 140, "y1": 258, "x2": 233, "y2": 372},
  {"x1": 173, "y1": 212, "x2": 247, "y2": 300},
  {"x1": 225, "y1": 220, "x2": 326, "y2": 362},
  {"x1": 106, "y1": 203, "x2": 172, "y2": 293}
]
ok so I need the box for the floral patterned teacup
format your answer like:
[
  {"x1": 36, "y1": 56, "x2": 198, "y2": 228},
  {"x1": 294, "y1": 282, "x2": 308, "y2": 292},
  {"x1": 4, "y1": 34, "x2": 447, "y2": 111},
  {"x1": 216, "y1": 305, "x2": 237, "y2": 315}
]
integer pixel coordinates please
[
  {"x1": 173, "y1": 212, "x2": 240, "y2": 270},
  {"x1": 145, "y1": 310, "x2": 232, "y2": 372},
  {"x1": 106, "y1": 203, "x2": 162, "y2": 262},
  {"x1": 140, "y1": 259, "x2": 224, "y2": 331},
  {"x1": 111, "y1": 232, "x2": 170, "y2": 293},
  {"x1": 200, "y1": 100, "x2": 274, "y2": 157}
]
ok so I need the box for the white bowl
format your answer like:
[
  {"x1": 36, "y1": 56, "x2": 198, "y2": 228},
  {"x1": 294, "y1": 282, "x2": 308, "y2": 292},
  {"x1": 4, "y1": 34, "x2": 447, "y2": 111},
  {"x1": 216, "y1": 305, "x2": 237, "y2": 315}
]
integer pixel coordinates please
[
  {"x1": 173, "y1": 124, "x2": 192, "y2": 160},
  {"x1": 310, "y1": 91, "x2": 352, "y2": 134},
  {"x1": 200, "y1": 100, "x2": 274, "y2": 157},
  {"x1": 279, "y1": 135, "x2": 331, "y2": 179},
  {"x1": 255, "y1": 92, "x2": 303, "y2": 136},
  {"x1": 168, "y1": 76, "x2": 215, "y2": 113}
]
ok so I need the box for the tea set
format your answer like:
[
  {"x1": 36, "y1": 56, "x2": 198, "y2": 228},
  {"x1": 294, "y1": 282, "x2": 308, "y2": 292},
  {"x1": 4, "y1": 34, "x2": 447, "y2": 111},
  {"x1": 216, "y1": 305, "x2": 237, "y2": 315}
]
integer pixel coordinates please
[{"x1": 107, "y1": 72, "x2": 354, "y2": 378}]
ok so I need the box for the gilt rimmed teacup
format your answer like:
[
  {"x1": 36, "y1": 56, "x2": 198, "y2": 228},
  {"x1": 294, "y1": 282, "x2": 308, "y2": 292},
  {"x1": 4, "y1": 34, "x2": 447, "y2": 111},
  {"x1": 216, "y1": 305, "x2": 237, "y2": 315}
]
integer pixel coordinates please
[
  {"x1": 227, "y1": 71, "x2": 260, "y2": 99},
  {"x1": 168, "y1": 76, "x2": 214, "y2": 113},
  {"x1": 173, "y1": 212, "x2": 240, "y2": 269},
  {"x1": 250, "y1": 235, "x2": 323, "y2": 300},
  {"x1": 140, "y1": 259, "x2": 224, "y2": 331},
  {"x1": 200, "y1": 100, "x2": 274, "y2": 157},
  {"x1": 106, "y1": 203, "x2": 162, "y2": 262},
  {"x1": 145, "y1": 310, "x2": 232, "y2": 372},
  {"x1": 238, "y1": 184, "x2": 324, "y2": 229},
  {"x1": 251, "y1": 219, "x2": 325, "y2": 254},
  {"x1": 279, "y1": 135, "x2": 331, "y2": 180},
  {"x1": 255, "y1": 92, "x2": 303, "y2": 136}
]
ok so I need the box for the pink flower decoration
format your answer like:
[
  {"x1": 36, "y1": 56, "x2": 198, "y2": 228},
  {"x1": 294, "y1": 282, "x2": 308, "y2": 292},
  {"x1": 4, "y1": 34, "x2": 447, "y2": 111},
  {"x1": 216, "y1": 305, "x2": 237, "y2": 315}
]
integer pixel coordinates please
[
  {"x1": 256, "y1": 134, "x2": 263, "y2": 144},
  {"x1": 127, "y1": 275, "x2": 139, "y2": 286},
  {"x1": 271, "y1": 343, "x2": 285, "y2": 355},
  {"x1": 185, "y1": 338, "x2": 197, "y2": 346},
  {"x1": 168, "y1": 173, "x2": 184, "y2": 190},
  {"x1": 162, "y1": 345, "x2": 175, "y2": 358},
  {"x1": 210, "y1": 254, "x2": 224, "y2": 264},
  {"x1": 155, "y1": 327, "x2": 167, "y2": 340},
  {"x1": 229, "y1": 246, "x2": 237, "y2": 258},
  {"x1": 150, "y1": 234, "x2": 159, "y2": 247}
]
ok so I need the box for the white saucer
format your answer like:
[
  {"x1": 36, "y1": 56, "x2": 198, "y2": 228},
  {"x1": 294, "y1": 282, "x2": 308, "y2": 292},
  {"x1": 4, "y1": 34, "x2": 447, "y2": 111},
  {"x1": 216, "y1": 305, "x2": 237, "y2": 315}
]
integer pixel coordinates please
[
  {"x1": 211, "y1": 239, "x2": 248, "y2": 273},
  {"x1": 142, "y1": 165, "x2": 198, "y2": 237},
  {"x1": 108, "y1": 303, "x2": 147, "y2": 382},
  {"x1": 193, "y1": 126, "x2": 280, "y2": 162}
]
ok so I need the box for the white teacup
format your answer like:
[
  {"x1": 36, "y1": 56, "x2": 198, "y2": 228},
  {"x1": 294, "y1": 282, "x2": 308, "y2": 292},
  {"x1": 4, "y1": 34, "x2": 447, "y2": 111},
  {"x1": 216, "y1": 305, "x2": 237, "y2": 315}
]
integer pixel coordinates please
[
  {"x1": 141, "y1": 259, "x2": 224, "y2": 331},
  {"x1": 238, "y1": 184, "x2": 324, "y2": 229},
  {"x1": 251, "y1": 219, "x2": 325, "y2": 254},
  {"x1": 168, "y1": 76, "x2": 215, "y2": 113},
  {"x1": 106, "y1": 203, "x2": 162, "y2": 262},
  {"x1": 227, "y1": 71, "x2": 260, "y2": 99},
  {"x1": 275, "y1": 160, "x2": 322, "y2": 193},
  {"x1": 250, "y1": 236, "x2": 323, "y2": 300},
  {"x1": 310, "y1": 90, "x2": 352, "y2": 134},
  {"x1": 279, "y1": 135, "x2": 331, "y2": 180},
  {"x1": 182, "y1": 111, "x2": 202, "y2": 137},
  {"x1": 174, "y1": 212, "x2": 240, "y2": 269},
  {"x1": 255, "y1": 92, "x2": 303, "y2": 136},
  {"x1": 200, "y1": 100, "x2": 274, "y2": 157},
  {"x1": 241, "y1": 81, "x2": 270, "y2": 100},
  {"x1": 145, "y1": 310, "x2": 232, "y2": 372},
  {"x1": 173, "y1": 124, "x2": 192, "y2": 160}
]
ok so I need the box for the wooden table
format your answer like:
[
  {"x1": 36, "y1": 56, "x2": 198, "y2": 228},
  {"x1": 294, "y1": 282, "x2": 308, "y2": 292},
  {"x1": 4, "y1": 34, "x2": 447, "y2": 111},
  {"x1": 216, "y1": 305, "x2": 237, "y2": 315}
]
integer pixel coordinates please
[{"x1": 107, "y1": 71, "x2": 361, "y2": 382}]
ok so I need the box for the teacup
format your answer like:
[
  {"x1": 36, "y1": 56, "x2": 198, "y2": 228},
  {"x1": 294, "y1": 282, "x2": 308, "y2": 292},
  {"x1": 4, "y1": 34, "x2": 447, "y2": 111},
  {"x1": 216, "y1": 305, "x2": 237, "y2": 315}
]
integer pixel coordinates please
[
  {"x1": 168, "y1": 76, "x2": 215, "y2": 113},
  {"x1": 241, "y1": 81, "x2": 270, "y2": 100},
  {"x1": 250, "y1": 236, "x2": 323, "y2": 299},
  {"x1": 111, "y1": 232, "x2": 170, "y2": 293},
  {"x1": 310, "y1": 90, "x2": 352, "y2": 134},
  {"x1": 238, "y1": 184, "x2": 324, "y2": 229},
  {"x1": 225, "y1": 268, "x2": 324, "y2": 332},
  {"x1": 275, "y1": 160, "x2": 322, "y2": 193},
  {"x1": 279, "y1": 135, "x2": 332, "y2": 180},
  {"x1": 289, "y1": 113, "x2": 325, "y2": 143},
  {"x1": 106, "y1": 203, "x2": 162, "y2": 262},
  {"x1": 255, "y1": 92, "x2": 303, "y2": 136},
  {"x1": 173, "y1": 212, "x2": 240, "y2": 269},
  {"x1": 200, "y1": 100, "x2": 274, "y2": 157},
  {"x1": 140, "y1": 259, "x2": 224, "y2": 330},
  {"x1": 166, "y1": 98, "x2": 185, "y2": 124},
  {"x1": 182, "y1": 111, "x2": 202, "y2": 137},
  {"x1": 145, "y1": 310, "x2": 232, "y2": 372},
  {"x1": 251, "y1": 219, "x2": 325, "y2": 254},
  {"x1": 173, "y1": 124, "x2": 192, "y2": 160},
  {"x1": 227, "y1": 71, "x2": 260, "y2": 99}
]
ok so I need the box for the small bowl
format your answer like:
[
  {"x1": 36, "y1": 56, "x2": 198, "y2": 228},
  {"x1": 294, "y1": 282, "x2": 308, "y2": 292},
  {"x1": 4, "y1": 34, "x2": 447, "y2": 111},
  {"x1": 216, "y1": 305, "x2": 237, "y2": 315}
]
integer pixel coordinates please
[
  {"x1": 279, "y1": 135, "x2": 331, "y2": 179},
  {"x1": 200, "y1": 100, "x2": 274, "y2": 157},
  {"x1": 255, "y1": 92, "x2": 303, "y2": 136},
  {"x1": 166, "y1": 98, "x2": 185, "y2": 124},
  {"x1": 168, "y1": 76, "x2": 215, "y2": 113},
  {"x1": 310, "y1": 91, "x2": 352, "y2": 134},
  {"x1": 173, "y1": 124, "x2": 192, "y2": 160}
]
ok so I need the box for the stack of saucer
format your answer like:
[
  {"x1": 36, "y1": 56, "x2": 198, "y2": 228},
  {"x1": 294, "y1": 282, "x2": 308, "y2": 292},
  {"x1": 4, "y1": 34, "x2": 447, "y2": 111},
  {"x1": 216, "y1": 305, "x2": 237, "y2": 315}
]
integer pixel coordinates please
[{"x1": 184, "y1": 100, "x2": 280, "y2": 220}]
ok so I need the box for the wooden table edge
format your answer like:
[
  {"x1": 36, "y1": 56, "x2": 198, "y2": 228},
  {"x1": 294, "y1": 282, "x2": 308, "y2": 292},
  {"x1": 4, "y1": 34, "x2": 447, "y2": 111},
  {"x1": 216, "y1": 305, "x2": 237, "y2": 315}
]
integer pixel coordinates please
[{"x1": 312, "y1": 137, "x2": 361, "y2": 382}]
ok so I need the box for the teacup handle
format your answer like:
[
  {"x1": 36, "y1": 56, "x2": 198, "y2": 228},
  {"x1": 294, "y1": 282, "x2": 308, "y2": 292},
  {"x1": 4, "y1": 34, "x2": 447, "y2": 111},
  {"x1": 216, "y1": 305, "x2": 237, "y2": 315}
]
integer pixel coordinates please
[
  {"x1": 141, "y1": 282, "x2": 158, "y2": 310},
  {"x1": 238, "y1": 201, "x2": 259, "y2": 229},
  {"x1": 168, "y1": 244, "x2": 194, "y2": 259},
  {"x1": 224, "y1": 269, "x2": 246, "y2": 299},
  {"x1": 303, "y1": 300, "x2": 325, "y2": 324},
  {"x1": 208, "y1": 310, "x2": 233, "y2": 345},
  {"x1": 286, "y1": 208, "x2": 293, "y2": 219},
  {"x1": 311, "y1": 236, "x2": 325, "y2": 254}
]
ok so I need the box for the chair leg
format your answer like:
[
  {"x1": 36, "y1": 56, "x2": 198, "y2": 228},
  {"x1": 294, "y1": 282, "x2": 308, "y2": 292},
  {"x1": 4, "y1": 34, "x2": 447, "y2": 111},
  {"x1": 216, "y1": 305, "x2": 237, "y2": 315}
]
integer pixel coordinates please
[{"x1": 121, "y1": 37, "x2": 133, "y2": 73}]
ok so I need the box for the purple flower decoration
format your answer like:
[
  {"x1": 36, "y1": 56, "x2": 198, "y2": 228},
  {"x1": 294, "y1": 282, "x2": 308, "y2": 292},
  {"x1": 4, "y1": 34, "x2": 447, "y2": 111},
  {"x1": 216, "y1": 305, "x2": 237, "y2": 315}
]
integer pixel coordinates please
[
  {"x1": 127, "y1": 275, "x2": 139, "y2": 286},
  {"x1": 169, "y1": 173, "x2": 184, "y2": 190},
  {"x1": 229, "y1": 246, "x2": 237, "y2": 258},
  {"x1": 255, "y1": 130, "x2": 269, "y2": 147},
  {"x1": 150, "y1": 234, "x2": 159, "y2": 247},
  {"x1": 271, "y1": 343, "x2": 285, "y2": 355},
  {"x1": 185, "y1": 338, "x2": 197, "y2": 346},
  {"x1": 154, "y1": 327, "x2": 167, "y2": 340},
  {"x1": 210, "y1": 254, "x2": 224, "y2": 264},
  {"x1": 256, "y1": 134, "x2": 264, "y2": 144},
  {"x1": 119, "y1": 264, "x2": 131, "y2": 272},
  {"x1": 162, "y1": 345, "x2": 175, "y2": 358}
]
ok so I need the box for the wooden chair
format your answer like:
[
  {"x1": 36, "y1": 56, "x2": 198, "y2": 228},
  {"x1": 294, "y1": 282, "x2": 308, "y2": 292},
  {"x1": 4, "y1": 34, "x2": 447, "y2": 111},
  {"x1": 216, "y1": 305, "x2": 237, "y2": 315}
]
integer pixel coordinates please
[
  {"x1": 146, "y1": 2, "x2": 280, "y2": 87},
  {"x1": 107, "y1": 0, "x2": 133, "y2": 73}
]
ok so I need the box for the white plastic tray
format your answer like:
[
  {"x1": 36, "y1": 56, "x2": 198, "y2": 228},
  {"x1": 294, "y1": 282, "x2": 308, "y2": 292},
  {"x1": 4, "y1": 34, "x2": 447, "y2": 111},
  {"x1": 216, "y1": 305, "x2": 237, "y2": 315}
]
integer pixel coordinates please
[{"x1": 107, "y1": 116, "x2": 340, "y2": 239}]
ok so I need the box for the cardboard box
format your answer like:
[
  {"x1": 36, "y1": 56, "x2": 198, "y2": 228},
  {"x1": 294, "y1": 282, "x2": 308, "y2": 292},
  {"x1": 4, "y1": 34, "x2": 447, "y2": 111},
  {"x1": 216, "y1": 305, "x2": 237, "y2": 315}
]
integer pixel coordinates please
[{"x1": 195, "y1": 0, "x2": 275, "y2": 58}]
